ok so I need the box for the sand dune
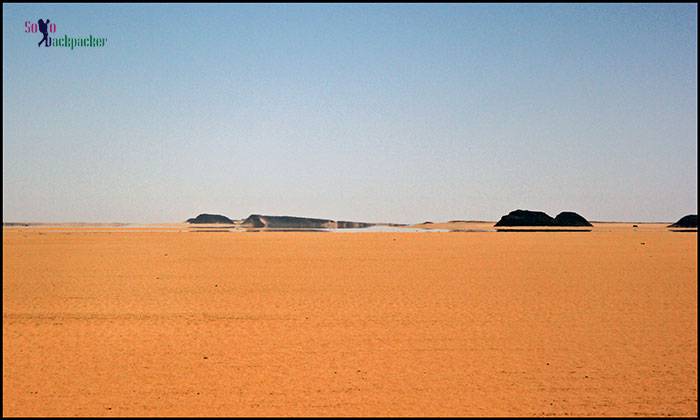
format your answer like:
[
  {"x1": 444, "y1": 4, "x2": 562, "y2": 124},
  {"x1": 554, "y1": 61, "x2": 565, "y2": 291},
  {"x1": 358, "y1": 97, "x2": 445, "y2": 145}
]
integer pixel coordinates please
[{"x1": 2, "y1": 224, "x2": 697, "y2": 416}]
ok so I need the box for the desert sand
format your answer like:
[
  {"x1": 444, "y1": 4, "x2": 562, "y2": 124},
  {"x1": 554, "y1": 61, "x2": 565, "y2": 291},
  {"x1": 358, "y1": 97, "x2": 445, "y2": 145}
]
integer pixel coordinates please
[{"x1": 2, "y1": 223, "x2": 697, "y2": 416}]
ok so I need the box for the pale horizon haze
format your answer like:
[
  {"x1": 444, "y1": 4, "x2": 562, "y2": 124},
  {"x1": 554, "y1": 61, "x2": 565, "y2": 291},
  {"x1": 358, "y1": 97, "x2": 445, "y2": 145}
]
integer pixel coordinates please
[{"x1": 3, "y1": 3, "x2": 697, "y2": 224}]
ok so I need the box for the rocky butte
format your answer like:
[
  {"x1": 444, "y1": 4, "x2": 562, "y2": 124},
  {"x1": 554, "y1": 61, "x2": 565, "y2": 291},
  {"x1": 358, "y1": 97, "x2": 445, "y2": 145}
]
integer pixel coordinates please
[
  {"x1": 186, "y1": 214, "x2": 235, "y2": 224},
  {"x1": 495, "y1": 210, "x2": 592, "y2": 227},
  {"x1": 239, "y1": 214, "x2": 374, "y2": 229},
  {"x1": 668, "y1": 214, "x2": 697, "y2": 228}
]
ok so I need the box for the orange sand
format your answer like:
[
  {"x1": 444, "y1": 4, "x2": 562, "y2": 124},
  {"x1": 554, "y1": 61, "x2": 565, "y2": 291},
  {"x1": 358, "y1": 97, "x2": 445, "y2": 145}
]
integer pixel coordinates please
[{"x1": 3, "y1": 224, "x2": 697, "y2": 416}]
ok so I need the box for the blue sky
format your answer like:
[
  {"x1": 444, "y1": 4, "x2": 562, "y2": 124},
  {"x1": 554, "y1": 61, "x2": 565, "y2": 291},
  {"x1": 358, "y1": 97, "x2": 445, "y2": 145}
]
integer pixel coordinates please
[{"x1": 3, "y1": 3, "x2": 697, "y2": 223}]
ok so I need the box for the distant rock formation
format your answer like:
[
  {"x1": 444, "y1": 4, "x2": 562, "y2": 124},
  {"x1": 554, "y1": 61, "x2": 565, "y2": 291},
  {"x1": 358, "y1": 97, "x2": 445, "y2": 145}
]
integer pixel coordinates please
[
  {"x1": 240, "y1": 214, "x2": 375, "y2": 229},
  {"x1": 553, "y1": 212, "x2": 593, "y2": 227},
  {"x1": 186, "y1": 214, "x2": 234, "y2": 224},
  {"x1": 241, "y1": 214, "x2": 333, "y2": 229},
  {"x1": 669, "y1": 214, "x2": 697, "y2": 228},
  {"x1": 240, "y1": 214, "x2": 267, "y2": 228},
  {"x1": 495, "y1": 210, "x2": 555, "y2": 227},
  {"x1": 495, "y1": 210, "x2": 592, "y2": 227},
  {"x1": 337, "y1": 221, "x2": 375, "y2": 229}
]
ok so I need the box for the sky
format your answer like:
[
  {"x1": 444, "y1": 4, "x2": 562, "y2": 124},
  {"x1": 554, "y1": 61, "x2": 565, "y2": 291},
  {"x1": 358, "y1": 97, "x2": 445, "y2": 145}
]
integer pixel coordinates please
[{"x1": 3, "y1": 3, "x2": 697, "y2": 223}]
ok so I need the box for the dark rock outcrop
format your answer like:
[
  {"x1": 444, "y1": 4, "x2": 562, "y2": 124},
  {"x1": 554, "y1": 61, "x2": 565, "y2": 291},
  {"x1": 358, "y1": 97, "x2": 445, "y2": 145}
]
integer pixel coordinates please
[
  {"x1": 669, "y1": 214, "x2": 697, "y2": 228},
  {"x1": 186, "y1": 214, "x2": 234, "y2": 224},
  {"x1": 553, "y1": 212, "x2": 593, "y2": 227},
  {"x1": 240, "y1": 214, "x2": 333, "y2": 229},
  {"x1": 337, "y1": 221, "x2": 375, "y2": 229},
  {"x1": 495, "y1": 209, "x2": 592, "y2": 227},
  {"x1": 240, "y1": 214, "x2": 375, "y2": 229},
  {"x1": 240, "y1": 214, "x2": 267, "y2": 228},
  {"x1": 495, "y1": 210, "x2": 556, "y2": 227}
]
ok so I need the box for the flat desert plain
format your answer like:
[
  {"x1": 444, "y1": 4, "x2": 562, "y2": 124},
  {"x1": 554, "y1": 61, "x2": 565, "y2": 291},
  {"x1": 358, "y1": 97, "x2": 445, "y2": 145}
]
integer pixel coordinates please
[{"x1": 3, "y1": 223, "x2": 697, "y2": 416}]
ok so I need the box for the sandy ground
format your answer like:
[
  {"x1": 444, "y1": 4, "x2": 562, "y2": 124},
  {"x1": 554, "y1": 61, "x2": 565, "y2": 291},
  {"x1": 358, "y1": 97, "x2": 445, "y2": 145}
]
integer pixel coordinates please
[{"x1": 3, "y1": 224, "x2": 697, "y2": 416}]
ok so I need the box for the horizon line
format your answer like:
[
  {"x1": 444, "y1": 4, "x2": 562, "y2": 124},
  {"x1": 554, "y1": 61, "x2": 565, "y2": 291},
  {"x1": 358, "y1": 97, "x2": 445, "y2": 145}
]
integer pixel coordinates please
[{"x1": 2, "y1": 219, "x2": 684, "y2": 226}]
